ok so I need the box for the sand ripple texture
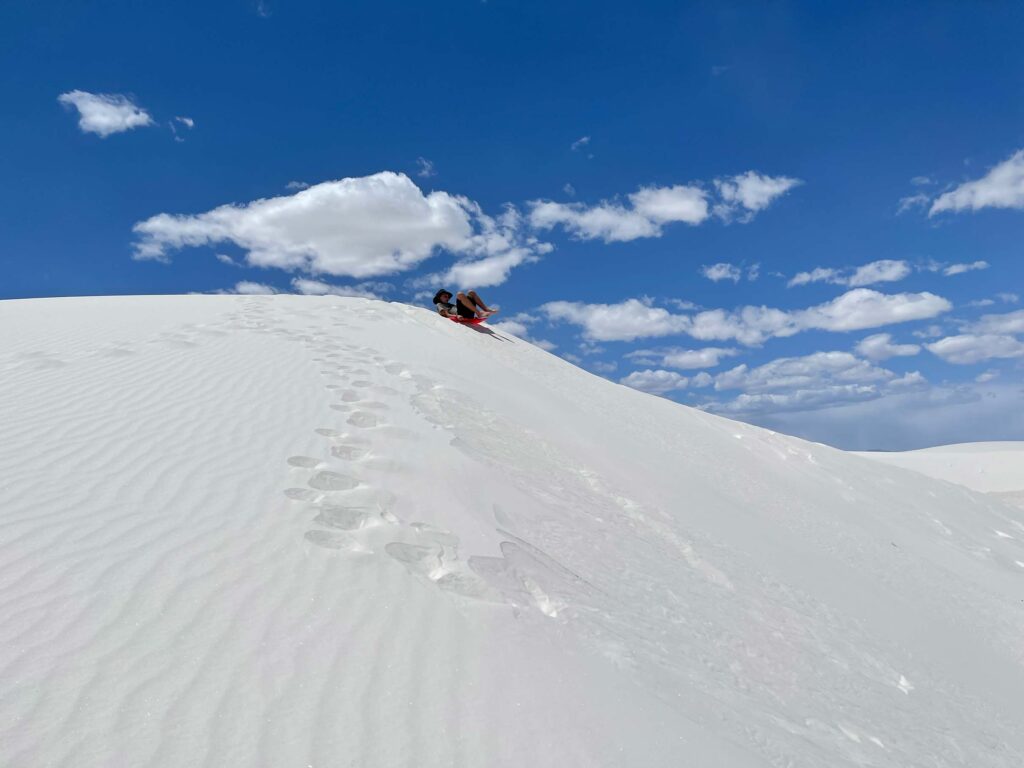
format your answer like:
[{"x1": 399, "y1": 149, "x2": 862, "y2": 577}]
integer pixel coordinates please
[{"x1": 1, "y1": 295, "x2": 1023, "y2": 768}]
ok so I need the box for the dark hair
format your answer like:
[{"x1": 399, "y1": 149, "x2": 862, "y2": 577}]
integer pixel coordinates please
[{"x1": 432, "y1": 289, "x2": 452, "y2": 304}]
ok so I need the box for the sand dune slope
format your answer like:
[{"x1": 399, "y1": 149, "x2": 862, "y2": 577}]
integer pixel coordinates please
[{"x1": 1, "y1": 295, "x2": 1022, "y2": 767}]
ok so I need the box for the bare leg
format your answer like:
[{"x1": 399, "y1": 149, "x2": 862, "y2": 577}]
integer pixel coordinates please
[
  {"x1": 457, "y1": 291, "x2": 494, "y2": 317},
  {"x1": 467, "y1": 291, "x2": 492, "y2": 312}
]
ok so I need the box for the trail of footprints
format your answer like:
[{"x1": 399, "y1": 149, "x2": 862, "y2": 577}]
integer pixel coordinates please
[{"x1": 281, "y1": 332, "x2": 505, "y2": 604}]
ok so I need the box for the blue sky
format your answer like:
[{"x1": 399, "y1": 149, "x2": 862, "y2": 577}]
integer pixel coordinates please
[{"x1": 2, "y1": 0, "x2": 1023, "y2": 449}]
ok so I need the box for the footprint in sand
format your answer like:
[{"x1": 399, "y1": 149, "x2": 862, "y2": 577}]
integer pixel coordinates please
[
  {"x1": 315, "y1": 427, "x2": 344, "y2": 437},
  {"x1": 347, "y1": 411, "x2": 378, "y2": 428},
  {"x1": 340, "y1": 390, "x2": 361, "y2": 402},
  {"x1": 287, "y1": 456, "x2": 322, "y2": 468},
  {"x1": 308, "y1": 470, "x2": 359, "y2": 491},
  {"x1": 331, "y1": 443, "x2": 370, "y2": 460}
]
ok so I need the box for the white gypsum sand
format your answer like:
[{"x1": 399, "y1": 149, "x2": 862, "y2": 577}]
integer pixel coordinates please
[
  {"x1": 1, "y1": 294, "x2": 1023, "y2": 767},
  {"x1": 856, "y1": 442, "x2": 1024, "y2": 493}
]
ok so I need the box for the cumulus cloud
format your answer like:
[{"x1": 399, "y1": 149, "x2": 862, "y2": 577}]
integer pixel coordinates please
[
  {"x1": 926, "y1": 334, "x2": 1024, "y2": 364},
  {"x1": 619, "y1": 369, "x2": 689, "y2": 395},
  {"x1": 701, "y1": 263, "x2": 742, "y2": 282},
  {"x1": 788, "y1": 259, "x2": 911, "y2": 288},
  {"x1": 58, "y1": 90, "x2": 154, "y2": 137},
  {"x1": 930, "y1": 149, "x2": 1024, "y2": 215},
  {"x1": 703, "y1": 351, "x2": 926, "y2": 415},
  {"x1": 713, "y1": 171, "x2": 802, "y2": 221},
  {"x1": 231, "y1": 281, "x2": 278, "y2": 295},
  {"x1": 942, "y1": 260, "x2": 989, "y2": 276},
  {"x1": 528, "y1": 184, "x2": 709, "y2": 243},
  {"x1": 542, "y1": 298, "x2": 691, "y2": 342},
  {"x1": 528, "y1": 171, "x2": 798, "y2": 243},
  {"x1": 625, "y1": 346, "x2": 739, "y2": 370},
  {"x1": 969, "y1": 309, "x2": 1024, "y2": 335},
  {"x1": 543, "y1": 289, "x2": 951, "y2": 345},
  {"x1": 133, "y1": 172, "x2": 544, "y2": 285},
  {"x1": 854, "y1": 333, "x2": 921, "y2": 361},
  {"x1": 290, "y1": 278, "x2": 382, "y2": 299}
]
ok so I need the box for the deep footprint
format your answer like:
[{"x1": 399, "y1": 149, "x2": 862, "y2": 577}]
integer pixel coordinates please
[
  {"x1": 347, "y1": 412, "x2": 378, "y2": 428},
  {"x1": 314, "y1": 505, "x2": 372, "y2": 530},
  {"x1": 308, "y1": 471, "x2": 359, "y2": 491}
]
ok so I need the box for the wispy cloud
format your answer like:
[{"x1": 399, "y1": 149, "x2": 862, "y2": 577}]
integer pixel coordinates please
[
  {"x1": 788, "y1": 259, "x2": 911, "y2": 288},
  {"x1": 415, "y1": 157, "x2": 436, "y2": 178},
  {"x1": 58, "y1": 90, "x2": 154, "y2": 137},
  {"x1": 570, "y1": 136, "x2": 591, "y2": 152},
  {"x1": 930, "y1": 149, "x2": 1024, "y2": 215},
  {"x1": 942, "y1": 260, "x2": 988, "y2": 276}
]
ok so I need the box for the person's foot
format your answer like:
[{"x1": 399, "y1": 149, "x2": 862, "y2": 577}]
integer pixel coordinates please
[{"x1": 481, "y1": 308, "x2": 498, "y2": 317}]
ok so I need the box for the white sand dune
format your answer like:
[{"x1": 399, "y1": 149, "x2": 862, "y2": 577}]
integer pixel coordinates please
[
  {"x1": 2, "y1": 295, "x2": 1023, "y2": 767},
  {"x1": 856, "y1": 442, "x2": 1024, "y2": 497}
]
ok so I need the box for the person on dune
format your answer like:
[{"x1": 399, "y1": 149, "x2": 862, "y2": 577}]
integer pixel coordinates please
[{"x1": 432, "y1": 289, "x2": 498, "y2": 321}]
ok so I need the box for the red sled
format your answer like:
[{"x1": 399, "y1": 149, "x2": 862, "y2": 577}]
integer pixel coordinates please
[{"x1": 449, "y1": 316, "x2": 486, "y2": 325}]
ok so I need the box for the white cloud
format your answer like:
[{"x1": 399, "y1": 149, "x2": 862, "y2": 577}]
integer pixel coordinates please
[
  {"x1": 619, "y1": 369, "x2": 689, "y2": 395},
  {"x1": 528, "y1": 183, "x2": 709, "y2": 243},
  {"x1": 788, "y1": 259, "x2": 911, "y2": 288},
  {"x1": 930, "y1": 149, "x2": 1024, "y2": 215},
  {"x1": 897, "y1": 193, "x2": 930, "y2": 214},
  {"x1": 58, "y1": 90, "x2": 154, "y2": 137},
  {"x1": 416, "y1": 157, "x2": 436, "y2": 178},
  {"x1": 854, "y1": 333, "x2": 921, "y2": 361},
  {"x1": 997, "y1": 292, "x2": 1019, "y2": 304},
  {"x1": 563, "y1": 183, "x2": 576, "y2": 196},
  {"x1": 713, "y1": 171, "x2": 802, "y2": 221},
  {"x1": 746, "y1": 263, "x2": 761, "y2": 281},
  {"x1": 911, "y1": 176, "x2": 933, "y2": 186},
  {"x1": 926, "y1": 334, "x2": 1024, "y2": 364},
  {"x1": 528, "y1": 171, "x2": 798, "y2": 243},
  {"x1": 542, "y1": 298, "x2": 690, "y2": 342},
  {"x1": 231, "y1": 281, "x2": 278, "y2": 295},
  {"x1": 543, "y1": 289, "x2": 951, "y2": 345},
  {"x1": 797, "y1": 289, "x2": 951, "y2": 333},
  {"x1": 133, "y1": 172, "x2": 541, "y2": 282},
  {"x1": 285, "y1": 181, "x2": 310, "y2": 191},
  {"x1": 702, "y1": 351, "x2": 926, "y2": 416},
  {"x1": 747, "y1": 382, "x2": 1024, "y2": 451},
  {"x1": 528, "y1": 200, "x2": 658, "y2": 242},
  {"x1": 290, "y1": 278, "x2": 381, "y2": 299},
  {"x1": 975, "y1": 370, "x2": 1000, "y2": 383},
  {"x1": 967, "y1": 309, "x2": 1024, "y2": 335},
  {"x1": 216, "y1": 253, "x2": 241, "y2": 267},
  {"x1": 701, "y1": 263, "x2": 742, "y2": 282},
  {"x1": 630, "y1": 186, "x2": 710, "y2": 224},
  {"x1": 175, "y1": 116, "x2": 195, "y2": 129},
  {"x1": 571, "y1": 136, "x2": 591, "y2": 152},
  {"x1": 626, "y1": 346, "x2": 739, "y2": 370},
  {"x1": 942, "y1": 260, "x2": 989, "y2": 276}
]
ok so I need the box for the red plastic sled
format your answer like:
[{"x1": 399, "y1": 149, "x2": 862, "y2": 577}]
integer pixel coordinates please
[{"x1": 449, "y1": 316, "x2": 486, "y2": 325}]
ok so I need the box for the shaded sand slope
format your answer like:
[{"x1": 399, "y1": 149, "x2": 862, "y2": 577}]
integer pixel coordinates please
[{"x1": 1, "y1": 295, "x2": 1023, "y2": 767}]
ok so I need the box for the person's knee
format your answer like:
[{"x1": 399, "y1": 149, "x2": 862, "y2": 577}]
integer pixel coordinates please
[
  {"x1": 467, "y1": 290, "x2": 479, "y2": 299},
  {"x1": 456, "y1": 292, "x2": 467, "y2": 300}
]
